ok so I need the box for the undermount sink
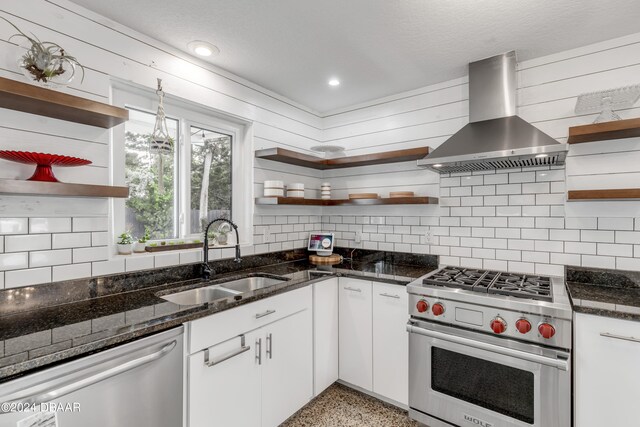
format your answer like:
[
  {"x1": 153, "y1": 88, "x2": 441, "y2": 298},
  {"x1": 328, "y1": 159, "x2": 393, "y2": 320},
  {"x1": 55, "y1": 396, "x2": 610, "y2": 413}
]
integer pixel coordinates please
[
  {"x1": 159, "y1": 274, "x2": 289, "y2": 306},
  {"x1": 219, "y1": 276, "x2": 288, "y2": 293},
  {"x1": 159, "y1": 286, "x2": 240, "y2": 306}
]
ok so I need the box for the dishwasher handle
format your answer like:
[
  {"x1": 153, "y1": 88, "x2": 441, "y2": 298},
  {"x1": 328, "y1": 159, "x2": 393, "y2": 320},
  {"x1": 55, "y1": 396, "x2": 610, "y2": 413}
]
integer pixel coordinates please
[{"x1": 2, "y1": 340, "x2": 177, "y2": 411}]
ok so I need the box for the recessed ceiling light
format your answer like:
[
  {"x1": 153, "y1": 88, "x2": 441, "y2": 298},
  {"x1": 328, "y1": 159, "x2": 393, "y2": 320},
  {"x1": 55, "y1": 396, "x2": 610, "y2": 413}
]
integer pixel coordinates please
[
  {"x1": 328, "y1": 78, "x2": 340, "y2": 87},
  {"x1": 535, "y1": 154, "x2": 549, "y2": 158},
  {"x1": 433, "y1": 164, "x2": 443, "y2": 168},
  {"x1": 187, "y1": 41, "x2": 220, "y2": 57}
]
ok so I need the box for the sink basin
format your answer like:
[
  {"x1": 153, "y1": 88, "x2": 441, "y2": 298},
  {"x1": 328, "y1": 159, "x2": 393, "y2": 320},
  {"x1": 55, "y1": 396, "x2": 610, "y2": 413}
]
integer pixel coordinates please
[
  {"x1": 160, "y1": 286, "x2": 240, "y2": 306},
  {"x1": 159, "y1": 274, "x2": 290, "y2": 306},
  {"x1": 219, "y1": 276, "x2": 288, "y2": 293}
]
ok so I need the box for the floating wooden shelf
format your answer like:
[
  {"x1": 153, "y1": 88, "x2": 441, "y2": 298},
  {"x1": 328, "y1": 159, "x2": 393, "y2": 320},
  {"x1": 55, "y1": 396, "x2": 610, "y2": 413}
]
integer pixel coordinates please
[
  {"x1": 255, "y1": 196, "x2": 438, "y2": 206},
  {"x1": 0, "y1": 179, "x2": 129, "y2": 198},
  {"x1": 0, "y1": 77, "x2": 129, "y2": 128},
  {"x1": 255, "y1": 147, "x2": 430, "y2": 170},
  {"x1": 567, "y1": 189, "x2": 640, "y2": 201},
  {"x1": 567, "y1": 118, "x2": 640, "y2": 144}
]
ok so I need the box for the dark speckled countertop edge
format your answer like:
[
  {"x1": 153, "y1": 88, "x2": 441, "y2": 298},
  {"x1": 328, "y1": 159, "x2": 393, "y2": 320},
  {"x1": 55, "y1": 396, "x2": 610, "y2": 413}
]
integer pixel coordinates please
[
  {"x1": 565, "y1": 266, "x2": 640, "y2": 322},
  {"x1": 0, "y1": 261, "x2": 434, "y2": 383}
]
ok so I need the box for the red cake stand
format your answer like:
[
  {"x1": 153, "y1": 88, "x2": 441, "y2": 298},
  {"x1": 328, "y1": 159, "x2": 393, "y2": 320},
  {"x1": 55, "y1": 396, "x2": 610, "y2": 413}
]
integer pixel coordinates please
[{"x1": 0, "y1": 151, "x2": 92, "y2": 182}]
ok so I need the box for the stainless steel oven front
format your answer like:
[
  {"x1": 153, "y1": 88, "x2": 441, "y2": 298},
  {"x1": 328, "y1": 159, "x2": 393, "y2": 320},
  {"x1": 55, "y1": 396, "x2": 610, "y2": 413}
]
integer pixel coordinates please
[{"x1": 407, "y1": 319, "x2": 570, "y2": 427}]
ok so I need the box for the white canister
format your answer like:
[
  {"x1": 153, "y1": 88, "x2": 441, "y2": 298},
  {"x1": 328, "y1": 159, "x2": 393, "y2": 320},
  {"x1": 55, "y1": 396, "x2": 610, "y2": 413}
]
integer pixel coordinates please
[
  {"x1": 264, "y1": 180, "x2": 284, "y2": 197},
  {"x1": 287, "y1": 190, "x2": 305, "y2": 198}
]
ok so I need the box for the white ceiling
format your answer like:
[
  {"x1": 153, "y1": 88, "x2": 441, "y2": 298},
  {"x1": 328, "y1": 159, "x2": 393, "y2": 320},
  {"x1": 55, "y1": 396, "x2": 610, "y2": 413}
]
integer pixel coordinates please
[{"x1": 71, "y1": 0, "x2": 640, "y2": 113}]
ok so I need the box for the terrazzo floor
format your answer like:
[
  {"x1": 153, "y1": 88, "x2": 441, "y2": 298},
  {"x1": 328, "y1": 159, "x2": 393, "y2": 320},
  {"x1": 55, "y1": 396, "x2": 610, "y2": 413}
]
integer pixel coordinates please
[{"x1": 281, "y1": 383, "x2": 419, "y2": 427}]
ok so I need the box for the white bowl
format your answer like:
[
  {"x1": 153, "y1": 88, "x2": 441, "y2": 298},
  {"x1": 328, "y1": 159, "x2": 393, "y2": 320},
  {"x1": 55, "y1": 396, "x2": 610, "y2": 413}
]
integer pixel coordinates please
[
  {"x1": 288, "y1": 183, "x2": 305, "y2": 190},
  {"x1": 264, "y1": 180, "x2": 284, "y2": 189},
  {"x1": 264, "y1": 188, "x2": 284, "y2": 197},
  {"x1": 287, "y1": 190, "x2": 305, "y2": 198},
  {"x1": 321, "y1": 195, "x2": 331, "y2": 200}
]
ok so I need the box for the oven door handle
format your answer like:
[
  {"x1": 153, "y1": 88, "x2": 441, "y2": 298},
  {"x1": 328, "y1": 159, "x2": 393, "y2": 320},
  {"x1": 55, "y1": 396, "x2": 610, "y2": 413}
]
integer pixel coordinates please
[{"x1": 407, "y1": 323, "x2": 569, "y2": 371}]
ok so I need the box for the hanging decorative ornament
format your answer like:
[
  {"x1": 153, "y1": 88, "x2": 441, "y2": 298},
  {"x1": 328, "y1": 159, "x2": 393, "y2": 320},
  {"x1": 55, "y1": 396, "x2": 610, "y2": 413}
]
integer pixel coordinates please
[{"x1": 150, "y1": 78, "x2": 173, "y2": 193}]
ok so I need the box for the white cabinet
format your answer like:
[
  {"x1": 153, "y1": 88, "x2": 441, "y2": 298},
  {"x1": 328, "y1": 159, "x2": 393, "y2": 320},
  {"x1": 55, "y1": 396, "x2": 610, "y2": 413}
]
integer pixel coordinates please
[
  {"x1": 313, "y1": 277, "x2": 339, "y2": 395},
  {"x1": 372, "y1": 281, "x2": 408, "y2": 405},
  {"x1": 187, "y1": 286, "x2": 312, "y2": 427},
  {"x1": 188, "y1": 330, "x2": 262, "y2": 427},
  {"x1": 338, "y1": 277, "x2": 373, "y2": 390},
  {"x1": 575, "y1": 312, "x2": 640, "y2": 427},
  {"x1": 262, "y1": 309, "x2": 313, "y2": 426}
]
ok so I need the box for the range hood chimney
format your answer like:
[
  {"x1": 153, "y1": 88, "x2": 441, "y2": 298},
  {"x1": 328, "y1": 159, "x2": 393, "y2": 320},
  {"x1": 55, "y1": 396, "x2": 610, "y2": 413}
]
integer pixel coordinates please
[{"x1": 417, "y1": 51, "x2": 567, "y2": 173}]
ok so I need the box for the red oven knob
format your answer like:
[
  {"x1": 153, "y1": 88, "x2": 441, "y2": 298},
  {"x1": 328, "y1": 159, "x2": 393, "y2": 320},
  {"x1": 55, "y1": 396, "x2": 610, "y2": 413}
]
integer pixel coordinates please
[
  {"x1": 538, "y1": 323, "x2": 556, "y2": 339},
  {"x1": 432, "y1": 303, "x2": 445, "y2": 316},
  {"x1": 516, "y1": 319, "x2": 532, "y2": 334},
  {"x1": 490, "y1": 317, "x2": 507, "y2": 334},
  {"x1": 416, "y1": 300, "x2": 429, "y2": 313}
]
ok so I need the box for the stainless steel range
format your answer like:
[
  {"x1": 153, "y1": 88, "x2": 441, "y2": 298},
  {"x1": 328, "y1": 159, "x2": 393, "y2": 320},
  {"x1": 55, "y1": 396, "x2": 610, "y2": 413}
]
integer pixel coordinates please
[{"x1": 407, "y1": 266, "x2": 572, "y2": 427}]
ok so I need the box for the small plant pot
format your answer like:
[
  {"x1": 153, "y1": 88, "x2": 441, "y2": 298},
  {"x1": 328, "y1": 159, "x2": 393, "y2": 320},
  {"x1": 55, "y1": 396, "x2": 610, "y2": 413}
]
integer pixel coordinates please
[
  {"x1": 216, "y1": 234, "x2": 229, "y2": 245},
  {"x1": 133, "y1": 242, "x2": 147, "y2": 253},
  {"x1": 117, "y1": 243, "x2": 133, "y2": 255}
]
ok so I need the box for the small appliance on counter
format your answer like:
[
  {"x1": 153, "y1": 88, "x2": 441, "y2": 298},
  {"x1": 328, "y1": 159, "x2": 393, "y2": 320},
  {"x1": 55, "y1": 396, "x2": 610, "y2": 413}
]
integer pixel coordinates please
[{"x1": 308, "y1": 232, "x2": 341, "y2": 264}]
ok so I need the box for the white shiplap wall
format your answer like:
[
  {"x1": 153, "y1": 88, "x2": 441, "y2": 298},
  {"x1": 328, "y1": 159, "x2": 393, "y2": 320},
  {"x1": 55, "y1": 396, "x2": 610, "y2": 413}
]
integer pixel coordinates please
[
  {"x1": 0, "y1": 0, "x2": 322, "y2": 288},
  {"x1": 320, "y1": 30, "x2": 640, "y2": 275},
  {"x1": 3, "y1": 0, "x2": 640, "y2": 288}
]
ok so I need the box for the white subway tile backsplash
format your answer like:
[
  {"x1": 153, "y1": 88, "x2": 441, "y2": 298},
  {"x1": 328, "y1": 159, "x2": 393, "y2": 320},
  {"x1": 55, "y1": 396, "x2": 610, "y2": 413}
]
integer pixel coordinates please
[
  {"x1": 581, "y1": 255, "x2": 616, "y2": 269},
  {"x1": 460, "y1": 175, "x2": 483, "y2": 186},
  {"x1": 566, "y1": 217, "x2": 598, "y2": 230},
  {"x1": 598, "y1": 218, "x2": 634, "y2": 231},
  {"x1": 52, "y1": 233, "x2": 91, "y2": 249},
  {"x1": 521, "y1": 182, "x2": 550, "y2": 194},
  {"x1": 52, "y1": 263, "x2": 92, "y2": 282},
  {"x1": 72, "y1": 217, "x2": 108, "y2": 232},
  {"x1": 0, "y1": 253, "x2": 29, "y2": 271},
  {"x1": 0, "y1": 219, "x2": 28, "y2": 235},
  {"x1": 615, "y1": 231, "x2": 640, "y2": 244},
  {"x1": 484, "y1": 174, "x2": 508, "y2": 185},
  {"x1": 508, "y1": 261, "x2": 535, "y2": 274},
  {"x1": 5, "y1": 235, "x2": 51, "y2": 253},
  {"x1": 73, "y1": 246, "x2": 108, "y2": 263},
  {"x1": 581, "y1": 230, "x2": 615, "y2": 243},
  {"x1": 92, "y1": 259, "x2": 125, "y2": 276},
  {"x1": 30, "y1": 249, "x2": 72, "y2": 267},
  {"x1": 125, "y1": 256, "x2": 155, "y2": 272},
  {"x1": 597, "y1": 243, "x2": 633, "y2": 257},
  {"x1": 565, "y1": 242, "x2": 597, "y2": 255},
  {"x1": 5, "y1": 267, "x2": 51, "y2": 288},
  {"x1": 497, "y1": 206, "x2": 521, "y2": 217},
  {"x1": 509, "y1": 172, "x2": 535, "y2": 183},
  {"x1": 29, "y1": 218, "x2": 71, "y2": 234}
]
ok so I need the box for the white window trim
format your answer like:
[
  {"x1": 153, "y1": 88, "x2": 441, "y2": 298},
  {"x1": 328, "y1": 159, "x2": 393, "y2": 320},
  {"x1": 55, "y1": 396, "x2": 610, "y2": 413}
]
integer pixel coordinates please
[{"x1": 110, "y1": 80, "x2": 253, "y2": 254}]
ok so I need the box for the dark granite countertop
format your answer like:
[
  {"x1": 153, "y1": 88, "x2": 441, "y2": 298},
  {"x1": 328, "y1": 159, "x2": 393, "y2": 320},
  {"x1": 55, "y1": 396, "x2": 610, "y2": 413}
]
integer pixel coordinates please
[
  {"x1": 0, "y1": 249, "x2": 436, "y2": 383},
  {"x1": 566, "y1": 266, "x2": 640, "y2": 321}
]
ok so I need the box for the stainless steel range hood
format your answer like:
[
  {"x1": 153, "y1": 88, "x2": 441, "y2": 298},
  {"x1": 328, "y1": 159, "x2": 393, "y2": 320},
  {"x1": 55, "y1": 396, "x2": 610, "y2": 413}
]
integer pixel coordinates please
[{"x1": 417, "y1": 51, "x2": 567, "y2": 173}]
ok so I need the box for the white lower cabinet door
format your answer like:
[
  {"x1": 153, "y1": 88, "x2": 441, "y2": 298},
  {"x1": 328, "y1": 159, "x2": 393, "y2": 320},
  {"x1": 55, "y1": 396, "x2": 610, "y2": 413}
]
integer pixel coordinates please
[
  {"x1": 372, "y1": 281, "x2": 408, "y2": 405},
  {"x1": 313, "y1": 278, "x2": 339, "y2": 395},
  {"x1": 575, "y1": 312, "x2": 640, "y2": 427},
  {"x1": 188, "y1": 330, "x2": 262, "y2": 427},
  {"x1": 261, "y1": 308, "x2": 313, "y2": 427},
  {"x1": 338, "y1": 277, "x2": 373, "y2": 390}
]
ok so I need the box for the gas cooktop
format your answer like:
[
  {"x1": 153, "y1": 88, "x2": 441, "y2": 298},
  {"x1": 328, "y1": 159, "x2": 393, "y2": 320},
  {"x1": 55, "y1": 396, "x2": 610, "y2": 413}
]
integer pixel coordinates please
[{"x1": 423, "y1": 267, "x2": 552, "y2": 302}]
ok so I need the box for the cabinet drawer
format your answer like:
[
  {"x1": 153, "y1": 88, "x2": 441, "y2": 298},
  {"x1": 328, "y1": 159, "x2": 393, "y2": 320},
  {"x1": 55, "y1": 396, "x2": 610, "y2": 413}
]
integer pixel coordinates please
[{"x1": 188, "y1": 285, "x2": 312, "y2": 354}]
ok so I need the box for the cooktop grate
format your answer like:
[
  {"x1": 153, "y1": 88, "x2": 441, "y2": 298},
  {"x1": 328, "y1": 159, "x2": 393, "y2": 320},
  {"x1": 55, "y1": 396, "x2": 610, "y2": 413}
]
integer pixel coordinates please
[{"x1": 423, "y1": 267, "x2": 553, "y2": 302}]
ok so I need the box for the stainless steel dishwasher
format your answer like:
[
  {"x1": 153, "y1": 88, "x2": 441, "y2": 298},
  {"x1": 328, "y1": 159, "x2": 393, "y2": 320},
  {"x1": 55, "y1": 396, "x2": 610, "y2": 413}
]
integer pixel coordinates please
[{"x1": 0, "y1": 326, "x2": 183, "y2": 427}]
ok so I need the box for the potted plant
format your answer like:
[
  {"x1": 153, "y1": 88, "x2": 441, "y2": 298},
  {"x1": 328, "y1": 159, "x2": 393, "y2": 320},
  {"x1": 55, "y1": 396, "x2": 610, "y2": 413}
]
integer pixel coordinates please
[
  {"x1": 133, "y1": 229, "x2": 150, "y2": 253},
  {"x1": 116, "y1": 232, "x2": 134, "y2": 255},
  {"x1": 1, "y1": 16, "x2": 85, "y2": 86},
  {"x1": 216, "y1": 223, "x2": 232, "y2": 245}
]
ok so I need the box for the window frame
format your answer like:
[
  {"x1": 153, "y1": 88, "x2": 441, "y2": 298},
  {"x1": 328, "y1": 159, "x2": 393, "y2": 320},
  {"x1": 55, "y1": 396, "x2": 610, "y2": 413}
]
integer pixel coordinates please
[{"x1": 111, "y1": 81, "x2": 253, "y2": 252}]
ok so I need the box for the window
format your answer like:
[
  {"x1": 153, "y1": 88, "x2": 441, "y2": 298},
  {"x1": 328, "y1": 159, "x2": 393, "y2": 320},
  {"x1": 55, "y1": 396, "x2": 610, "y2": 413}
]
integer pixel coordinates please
[
  {"x1": 122, "y1": 110, "x2": 233, "y2": 241},
  {"x1": 124, "y1": 109, "x2": 179, "y2": 240},
  {"x1": 113, "y1": 83, "x2": 253, "y2": 250},
  {"x1": 189, "y1": 126, "x2": 232, "y2": 234}
]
